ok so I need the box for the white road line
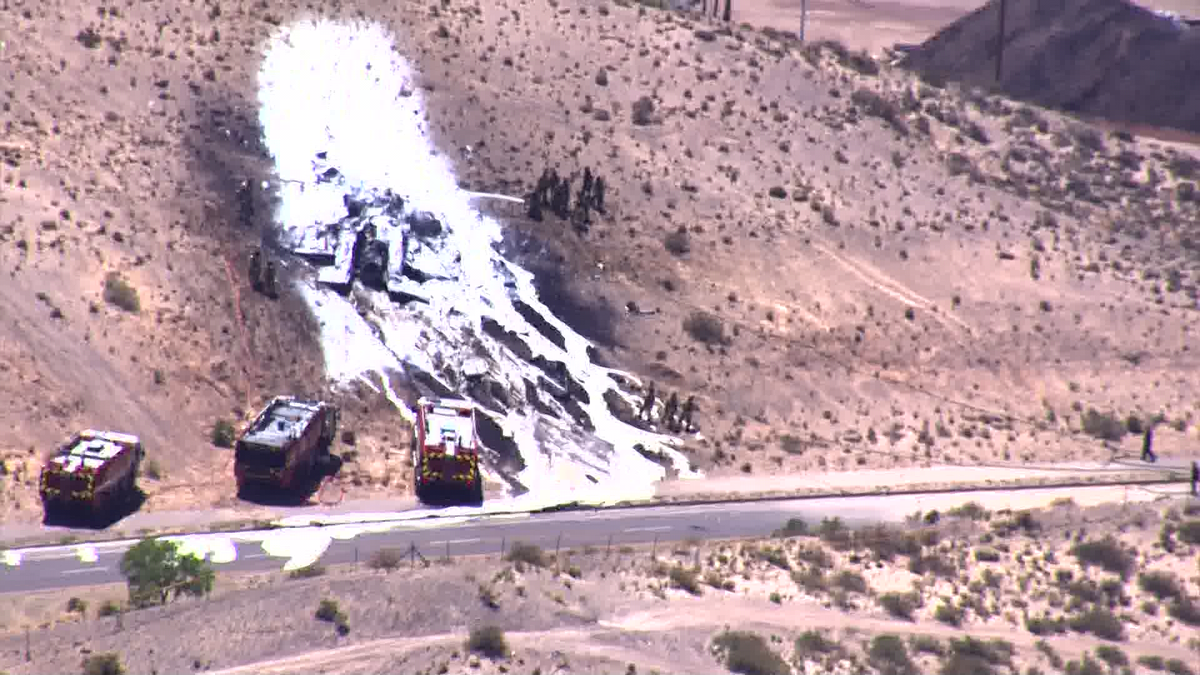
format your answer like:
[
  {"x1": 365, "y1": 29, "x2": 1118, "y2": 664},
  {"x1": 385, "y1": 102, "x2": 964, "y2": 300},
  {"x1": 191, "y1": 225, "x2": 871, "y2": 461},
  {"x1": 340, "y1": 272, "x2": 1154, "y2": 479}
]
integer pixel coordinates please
[
  {"x1": 61, "y1": 567, "x2": 109, "y2": 575},
  {"x1": 242, "y1": 553, "x2": 271, "y2": 559},
  {"x1": 623, "y1": 526, "x2": 671, "y2": 533},
  {"x1": 428, "y1": 538, "x2": 482, "y2": 545}
]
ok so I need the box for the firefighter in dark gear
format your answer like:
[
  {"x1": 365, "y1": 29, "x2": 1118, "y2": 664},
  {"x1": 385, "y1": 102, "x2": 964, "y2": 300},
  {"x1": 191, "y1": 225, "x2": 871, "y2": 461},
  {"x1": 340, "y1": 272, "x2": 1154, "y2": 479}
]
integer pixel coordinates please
[
  {"x1": 582, "y1": 167, "x2": 594, "y2": 202},
  {"x1": 1192, "y1": 460, "x2": 1198, "y2": 496},
  {"x1": 249, "y1": 248, "x2": 262, "y2": 291},
  {"x1": 238, "y1": 179, "x2": 255, "y2": 226},
  {"x1": 1141, "y1": 425, "x2": 1157, "y2": 463},
  {"x1": 544, "y1": 169, "x2": 560, "y2": 206},
  {"x1": 638, "y1": 382, "x2": 657, "y2": 422},
  {"x1": 263, "y1": 259, "x2": 277, "y2": 298},
  {"x1": 662, "y1": 391, "x2": 679, "y2": 429},
  {"x1": 527, "y1": 190, "x2": 544, "y2": 221},
  {"x1": 594, "y1": 176, "x2": 606, "y2": 213},
  {"x1": 679, "y1": 395, "x2": 697, "y2": 432}
]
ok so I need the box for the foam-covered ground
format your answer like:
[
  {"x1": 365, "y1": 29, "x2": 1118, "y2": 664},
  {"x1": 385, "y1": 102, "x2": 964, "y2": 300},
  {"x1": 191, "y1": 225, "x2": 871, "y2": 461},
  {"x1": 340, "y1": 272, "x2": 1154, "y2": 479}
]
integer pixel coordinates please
[{"x1": 256, "y1": 18, "x2": 700, "y2": 513}]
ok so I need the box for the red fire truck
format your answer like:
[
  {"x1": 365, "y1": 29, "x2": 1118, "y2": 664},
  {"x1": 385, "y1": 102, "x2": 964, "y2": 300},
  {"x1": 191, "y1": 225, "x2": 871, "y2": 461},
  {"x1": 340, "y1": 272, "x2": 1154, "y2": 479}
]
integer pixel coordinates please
[
  {"x1": 412, "y1": 397, "x2": 484, "y2": 504},
  {"x1": 234, "y1": 396, "x2": 339, "y2": 494},
  {"x1": 39, "y1": 429, "x2": 145, "y2": 522}
]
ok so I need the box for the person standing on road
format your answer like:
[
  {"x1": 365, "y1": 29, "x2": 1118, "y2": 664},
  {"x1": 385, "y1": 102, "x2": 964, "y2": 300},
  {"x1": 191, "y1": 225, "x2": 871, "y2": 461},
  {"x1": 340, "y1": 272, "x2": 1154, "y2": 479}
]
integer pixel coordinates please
[
  {"x1": 1141, "y1": 424, "x2": 1157, "y2": 463},
  {"x1": 1192, "y1": 460, "x2": 1198, "y2": 496}
]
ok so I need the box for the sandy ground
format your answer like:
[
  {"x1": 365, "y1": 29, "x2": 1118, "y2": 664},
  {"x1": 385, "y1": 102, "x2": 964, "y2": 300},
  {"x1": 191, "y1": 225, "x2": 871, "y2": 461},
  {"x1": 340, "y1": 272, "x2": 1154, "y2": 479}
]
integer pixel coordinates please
[
  {"x1": 3, "y1": 0, "x2": 1200, "y2": 532},
  {"x1": 4, "y1": 497, "x2": 1200, "y2": 674}
]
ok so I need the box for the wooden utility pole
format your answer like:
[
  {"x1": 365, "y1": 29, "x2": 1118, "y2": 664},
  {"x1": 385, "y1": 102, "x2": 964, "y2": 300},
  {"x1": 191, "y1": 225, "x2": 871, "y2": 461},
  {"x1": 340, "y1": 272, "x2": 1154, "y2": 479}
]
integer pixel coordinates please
[
  {"x1": 800, "y1": 0, "x2": 807, "y2": 41},
  {"x1": 995, "y1": 0, "x2": 1008, "y2": 82}
]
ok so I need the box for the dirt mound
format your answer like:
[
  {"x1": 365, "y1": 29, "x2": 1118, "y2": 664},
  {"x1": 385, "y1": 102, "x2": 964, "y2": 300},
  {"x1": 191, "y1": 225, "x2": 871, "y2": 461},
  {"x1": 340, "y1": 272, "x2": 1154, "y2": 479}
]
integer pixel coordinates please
[{"x1": 901, "y1": 0, "x2": 1200, "y2": 134}]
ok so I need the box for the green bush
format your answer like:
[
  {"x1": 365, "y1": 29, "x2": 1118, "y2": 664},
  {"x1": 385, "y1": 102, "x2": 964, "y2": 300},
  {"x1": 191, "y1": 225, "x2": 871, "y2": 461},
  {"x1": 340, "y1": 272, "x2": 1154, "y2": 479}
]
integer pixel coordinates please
[
  {"x1": 102, "y1": 272, "x2": 140, "y2": 313},
  {"x1": 466, "y1": 625, "x2": 508, "y2": 659},
  {"x1": 1068, "y1": 608, "x2": 1125, "y2": 641},
  {"x1": 859, "y1": 524, "x2": 920, "y2": 561},
  {"x1": 1138, "y1": 571, "x2": 1182, "y2": 601},
  {"x1": 315, "y1": 599, "x2": 342, "y2": 622},
  {"x1": 67, "y1": 597, "x2": 88, "y2": 614},
  {"x1": 868, "y1": 634, "x2": 916, "y2": 675},
  {"x1": 879, "y1": 592, "x2": 920, "y2": 620},
  {"x1": 211, "y1": 419, "x2": 236, "y2": 448},
  {"x1": 368, "y1": 547, "x2": 404, "y2": 571},
  {"x1": 1137, "y1": 655, "x2": 1166, "y2": 671},
  {"x1": 1094, "y1": 645, "x2": 1128, "y2": 668},
  {"x1": 1070, "y1": 537, "x2": 1135, "y2": 579},
  {"x1": 934, "y1": 602, "x2": 963, "y2": 626},
  {"x1": 774, "y1": 517, "x2": 808, "y2": 538},
  {"x1": 119, "y1": 538, "x2": 214, "y2": 608},
  {"x1": 682, "y1": 310, "x2": 727, "y2": 345},
  {"x1": 1177, "y1": 520, "x2": 1200, "y2": 545},
  {"x1": 81, "y1": 653, "x2": 125, "y2": 675},
  {"x1": 506, "y1": 541, "x2": 547, "y2": 568},
  {"x1": 1166, "y1": 658, "x2": 1196, "y2": 675},
  {"x1": 668, "y1": 566, "x2": 702, "y2": 596},
  {"x1": 288, "y1": 563, "x2": 326, "y2": 579},
  {"x1": 1167, "y1": 597, "x2": 1200, "y2": 626},
  {"x1": 712, "y1": 630, "x2": 789, "y2": 675},
  {"x1": 832, "y1": 570, "x2": 868, "y2": 594}
]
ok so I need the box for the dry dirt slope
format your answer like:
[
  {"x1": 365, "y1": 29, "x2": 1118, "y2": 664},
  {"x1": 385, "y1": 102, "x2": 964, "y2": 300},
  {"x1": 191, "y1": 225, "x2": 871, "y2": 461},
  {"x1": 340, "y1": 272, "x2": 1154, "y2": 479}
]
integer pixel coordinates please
[
  {"x1": 901, "y1": 0, "x2": 1200, "y2": 135},
  {"x1": 3, "y1": 0, "x2": 1200, "y2": 524}
]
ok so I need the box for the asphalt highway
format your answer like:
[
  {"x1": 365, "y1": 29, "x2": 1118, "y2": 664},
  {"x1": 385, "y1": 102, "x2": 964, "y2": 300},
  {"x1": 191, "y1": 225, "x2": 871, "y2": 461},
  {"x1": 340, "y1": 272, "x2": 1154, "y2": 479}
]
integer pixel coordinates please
[{"x1": 3, "y1": 481, "x2": 1191, "y2": 594}]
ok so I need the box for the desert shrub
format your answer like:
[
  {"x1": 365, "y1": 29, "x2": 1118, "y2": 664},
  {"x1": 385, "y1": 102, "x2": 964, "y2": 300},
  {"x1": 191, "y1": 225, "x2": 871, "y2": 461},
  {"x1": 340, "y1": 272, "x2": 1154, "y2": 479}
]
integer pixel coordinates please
[
  {"x1": 1068, "y1": 608, "x2": 1125, "y2": 641},
  {"x1": 792, "y1": 568, "x2": 827, "y2": 593},
  {"x1": 1071, "y1": 537, "x2": 1135, "y2": 579},
  {"x1": 1177, "y1": 519, "x2": 1200, "y2": 544},
  {"x1": 912, "y1": 634, "x2": 940, "y2": 653},
  {"x1": 211, "y1": 419, "x2": 236, "y2": 448},
  {"x1": 774, "y1": 517, "x2": 808, "y2": 538},
  {"x1": 67, "y1": 597, "x2": 88, "y2": 614},
  {"x1": 975, "y1": 547, "x2": 1001, "y2": 562},
  {"x1": 833, "y1": 570, "x2": 867, "y2": 594},
  {"x1": 1166, "y1": 658, "x2": 1196, "y2": 675},
  {"x1": 81, "y1": 653, "x2": 125, "y2": 675},
  {"x1": 818, "y1": 517, "x2": 853, "y2": 550},
  {"x1": 76, "y1": 28, "x2": 104, "y2": 49},
  {"x1": 1138, "y1": 570, "x2": 1182, "y2": 600},
  {"x1": 934, "y1": 601, "x2": 963, "y2": 626},
  {"x1": 1081, "y1": 408, "x2": 1125, "y2": 441},
  {"x1": 750, "y1": 546, "x2": 791, "y2": 570},
  {"x1": 794, "y1": 543, "x2": 832, "y2": 568},
  {"x1": 315, "y1": 599, "x2": 343, "y2": 622},
  {"x1": 1094, "y1": 645, "x2": 1128, "y2": 668},
  {"x1": 712, "y1": 630, "x2": 789, "y2": 675},
  {"x1": 506, "y1": 541, "x2": 547, "y2": 568},
  {"x1": 1065, "y1": 654, "x2": 1105, "y2": 675},
  {"x1": 97, "y1": 600, "x2": 121, "y2": 617},
  {"x1": 368, "y1": 547, "x2": 404, "y2": 571},
  {"x1": 947, "y1": 501, "x2": 989, "y2": 520},
  {"x1": 103, "y1": 272, "x2": 141, "y2": 313},
  {"x1": 859, "y1": 524, "x2": 919, "y2": 560},
  {"x1": 879, "y1": 592, "x2": 920, "y2": 620},
  {"x1": 668, "y1": 566, "x2": 702, "y2": 596},
  {"x1": 631, "y1": 96, "x2": 656, "y2": 126},
  {"x1": 1024, "y1": 613, "x2": 1067, "y2": 635},
  {"x1": 868, "y1": 634, "x2": 916, "y2": 675},
  {"x1": 1137, "y1": 655, "x2": 1165, "y2": 671},
  {"x1": 794, "y1": 630, "x2": 839, "y2": 658},
  {"x1": 909, "y1": 553, "x2": 956, "y2": 578},
  {"x1": 289, "y1": 563, "x2": 326, "y2": 579},
  {"x1": 1167, "y1": 597, "x2": 1200, "y2": 626},
  {"x1": 682, "y1": 310, "x2": 726, "y2": 345},
  {"x1": 466, "y1": 625, "x2": 508, "y2": 659},
  {"x1": 663, "y1": 228, "x2": 690, "y2": 256},
  {"x1": 119, "y1": 538, "x2": 213, "y2": 608},
  {"x1": 938, "y1": 636, "x2": 1010, "y2": 675}
]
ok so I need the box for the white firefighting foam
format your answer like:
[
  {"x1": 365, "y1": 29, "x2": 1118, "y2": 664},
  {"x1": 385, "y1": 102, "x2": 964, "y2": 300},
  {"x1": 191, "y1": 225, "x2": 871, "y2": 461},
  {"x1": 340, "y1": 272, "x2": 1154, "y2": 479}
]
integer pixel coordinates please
[{"x1": 256, "y1": 18, "x2": 701, "y2": 516}]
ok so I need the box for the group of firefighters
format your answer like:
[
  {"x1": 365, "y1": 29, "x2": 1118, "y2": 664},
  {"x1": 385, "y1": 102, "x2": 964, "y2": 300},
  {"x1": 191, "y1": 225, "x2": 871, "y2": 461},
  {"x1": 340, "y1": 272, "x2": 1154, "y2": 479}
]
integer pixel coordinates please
[
  {"x1": 1140, "y1": 424, "x2": 1199, "y2": 495},
  {"x1": 526, "y1": 165, "x2": 607, "y2": 230},
  {"x1": 636, "y1": 382, "x2": 698, "y2": 434}
]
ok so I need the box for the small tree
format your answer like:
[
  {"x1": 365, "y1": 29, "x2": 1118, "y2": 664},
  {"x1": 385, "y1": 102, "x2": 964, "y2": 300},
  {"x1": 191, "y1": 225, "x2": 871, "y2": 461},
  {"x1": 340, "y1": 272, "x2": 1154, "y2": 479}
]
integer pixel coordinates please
[
  {"x1": 119, "y1": 538, "x2": 214, "y2": 608},
  {"x1": 211, "y1": 419, "x2": 236, "y2": 448},
  {"x1": 81, "y1": 653, "x2": 125, "y2": 675}
]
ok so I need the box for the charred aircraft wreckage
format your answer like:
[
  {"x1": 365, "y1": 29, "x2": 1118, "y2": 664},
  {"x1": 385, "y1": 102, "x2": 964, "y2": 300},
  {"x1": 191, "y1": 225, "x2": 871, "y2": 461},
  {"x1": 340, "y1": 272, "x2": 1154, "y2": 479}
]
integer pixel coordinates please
[{"x1": 279, "y1": 153, "x2": 690, "y2": 497}]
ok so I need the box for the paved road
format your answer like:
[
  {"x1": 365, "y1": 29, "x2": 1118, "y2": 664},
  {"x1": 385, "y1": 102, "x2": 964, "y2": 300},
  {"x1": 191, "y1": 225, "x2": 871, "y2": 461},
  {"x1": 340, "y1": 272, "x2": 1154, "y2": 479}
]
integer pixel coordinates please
[{"x1": 3, "y1": 481, "x2": 1191, "y2": 595}]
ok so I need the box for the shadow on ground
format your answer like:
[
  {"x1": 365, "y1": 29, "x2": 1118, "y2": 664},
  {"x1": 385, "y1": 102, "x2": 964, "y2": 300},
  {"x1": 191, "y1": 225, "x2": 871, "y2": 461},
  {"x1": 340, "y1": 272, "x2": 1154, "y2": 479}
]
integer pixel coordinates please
[{"x1": 41, "y1": 488, "x2": 148, "y2": 530}]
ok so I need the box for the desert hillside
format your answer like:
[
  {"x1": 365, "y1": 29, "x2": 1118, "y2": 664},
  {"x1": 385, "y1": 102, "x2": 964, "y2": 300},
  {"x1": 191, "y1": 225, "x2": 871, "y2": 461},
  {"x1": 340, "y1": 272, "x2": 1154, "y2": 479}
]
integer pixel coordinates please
[
  {"x1": 901, "y1": 0, "x2": 1200, "y2": 135},
  {"x1": 2, "y1": 0, "x2": 1200, "y2": 522}
]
